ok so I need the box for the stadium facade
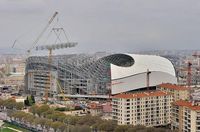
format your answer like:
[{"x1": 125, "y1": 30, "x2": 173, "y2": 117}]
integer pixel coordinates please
[
  {"x1": 111, "y1": 54, "x2": 177, "y2": 94},
  {"x1": 25, "y1": 53, "x2": 177, "y2": 97}
]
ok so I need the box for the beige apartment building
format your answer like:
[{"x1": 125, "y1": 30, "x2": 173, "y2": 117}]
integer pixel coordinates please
[
  {"x1": 157, "y1": 83, "x2": 190, "y2": 101},
  {"x1": 171, "y1": 100, "x2": 200, "y2": 132},
  {"x1": 112, "y1": 91, "x2": 173, "y2": 126}
]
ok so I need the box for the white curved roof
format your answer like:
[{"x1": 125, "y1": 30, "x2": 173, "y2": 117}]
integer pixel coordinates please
[
  {"x1": 111, "y1": 54, "x2": 176, "y2": 80},
  {"x1": 110, "y1": 54, "x2": 177, "y2": 94}
]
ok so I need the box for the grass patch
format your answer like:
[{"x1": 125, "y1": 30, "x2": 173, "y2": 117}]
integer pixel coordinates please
[
  {"x1": 3, "y1": 122, "x2": 30, "y2": 132},
  {"x1": 1, "y1": 127, "x2": 17, "y2": 132}
]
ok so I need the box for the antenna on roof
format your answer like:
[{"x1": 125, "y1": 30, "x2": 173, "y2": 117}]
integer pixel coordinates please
[{"x1": 146, "y1": 69, "x2": 151, "y2": 91}]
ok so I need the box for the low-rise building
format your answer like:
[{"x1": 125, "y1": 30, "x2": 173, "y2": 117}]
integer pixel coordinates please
[
  {"x1": 171, "y1": 100, "x2": 200, "y2": 132},
  {"x1": 63, "y1": 110, "x2": 87, "y2": 116},
  {"x1": 157, "y1": 83, "x2": 190, "y2": 101},
  {"x1": 112, "y1": 91, "x2": 173, "y2": 126},
  {"x1": 88, "y1": 102, "x2": 103, "y2": 116}
]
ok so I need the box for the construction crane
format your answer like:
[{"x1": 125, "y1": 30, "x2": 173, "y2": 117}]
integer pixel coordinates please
[
  {"x1": 36, "y1": 42, "x2": 77, "y2": 102},
  {"x1": 56, "y1": 79, "x2": 68, "y2": 101},
  {"x1": 28, "y1": 11, "x2": 59, "y2": 52},
  {"x1": 12, "y1": 11, "x2": 59, "y2": 54}
]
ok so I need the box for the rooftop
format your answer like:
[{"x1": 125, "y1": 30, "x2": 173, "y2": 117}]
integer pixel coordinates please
[
  {"x1": 112, "y1": 91, "x2": 171, "y2": 99},
  {"x1": 158, "y1": 83, "x2": 190, "y2": 91},
  {"x1": 173, "y1": 100, "x2": 200, "y2": 111},
  {"x1": 88, "y1": 102, "x2": 103, "y2": 109}
]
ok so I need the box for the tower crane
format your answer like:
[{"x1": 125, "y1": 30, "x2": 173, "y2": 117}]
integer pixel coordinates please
[
  {"x1": 12, "y1": 12, "x2": 77, "y2": 102},
  {"x1": 12, "y1": 11, "x2": 58, "y2": 55},
  {"x1": 35, "y1": 42, "x2": 77, "y2": 102}
]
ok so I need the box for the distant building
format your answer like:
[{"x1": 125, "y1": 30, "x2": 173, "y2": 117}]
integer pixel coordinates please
[
  {"x1": 171, "y1": 100, "x2": 200, "y2": 132},
  {"x1": 88, "y1": 102, "x2": 103, "y2": 116},
  {"x1": 157, "y1": 83, "x2": 190, "y2": 101},
  {"x1": 63, "y1": 110, "x2": 87, "y2": 116},
  {"x1": 112, "y1": 91, "x2": 173, "y2": 126}
]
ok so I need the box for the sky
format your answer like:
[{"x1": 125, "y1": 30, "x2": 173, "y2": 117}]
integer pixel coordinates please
[{"x1": 1, "y1": 0, "x2": 200, "y2": 55}]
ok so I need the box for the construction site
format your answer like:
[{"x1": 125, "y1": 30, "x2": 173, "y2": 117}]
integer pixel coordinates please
[{"x1": 25, "y1": 53, "x2": 111, "y2": 97}]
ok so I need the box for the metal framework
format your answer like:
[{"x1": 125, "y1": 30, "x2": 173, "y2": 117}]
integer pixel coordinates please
[{"x1": 25, "y1": 53, "x2": 134, "y2": 97}]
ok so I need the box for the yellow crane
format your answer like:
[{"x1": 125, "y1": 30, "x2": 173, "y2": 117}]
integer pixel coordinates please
[
  {"x1": 56, "y1": 79, "x2": 68, "y2": 101},
  {"x1": 36, "y1": 43, "x2": 77, "y2": 102}
]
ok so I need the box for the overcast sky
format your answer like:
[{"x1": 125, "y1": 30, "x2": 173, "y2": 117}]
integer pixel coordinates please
[{"x1": 1, "y1": 0, "x2": 200, "y2": 55}]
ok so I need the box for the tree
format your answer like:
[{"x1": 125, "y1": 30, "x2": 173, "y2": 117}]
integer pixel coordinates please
[
  {"x1": 77, "y1": 115, "x2": 102, "y2": 126},
  {"x1": 127, "y1": 125, "x2": 146, "y2": 132},
  {"x1": 114, "y1": 125, "x2": 130, "y2": 132},
  {"x1": 36, "y1": 104, "x2": 50, "y2": 117},
  {"x1": 58, "y1": 123, "x2": 66, "y2": 132},
  {"x1": 51, "y1": 121, "x2": 63, "y2": 132},
  {"x1": 31, "y1": 95, "x2": 35, "y2": 104},
  {"x1": 10, "y1": 111, "x2": 26, "y2": 123},
  {"x1": 34, "y1": 118, "x2": 46, "y2": 130},
  {"x1": 22, "y1": 114, "x2": 35, "y2": 127},
  {"x1": 15, "y1": 102, "x2": 24, "y2": 110},
  {"x1": 41, "y1": 109, "x2": 54, "y2": 118},
  {"x1": 24, "y1": 95, "x2": 35, "y2": 106},
  {"x1": 48, "y1": 111, "x2": 66, "y2": 122},
  {"x1": 98, "y1": 120, "x2": 117, "y2": 132},
  {"x1": 71, "y1": 125, "x2": 91, "y2": 132},
  {"x1": 68, "y1": 116, "x2": 80, "y2": 125},
  {"x1": 29, "y1": 105, "x2": 39, "y2": 115},
  {"x1": 0, "y1": 99, "x2": 4, "y2": 109},
  {"x1": 3, "y1": 98, "x2": 16, "y2": 109},
  {"x1": 44, "y1": 119, "x2": 53, "y2": 131}
]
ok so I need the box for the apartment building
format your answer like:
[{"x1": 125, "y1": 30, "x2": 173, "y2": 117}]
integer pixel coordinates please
[
  {"x1": 157, "y1": 83, "x2": 190, "y2": 101},
  {"x1": 171, "y1": 100, "x2": 200, "y2": 132},
  {"x1": 112, "y1": 91, "x2": 173, "y2": 126}
]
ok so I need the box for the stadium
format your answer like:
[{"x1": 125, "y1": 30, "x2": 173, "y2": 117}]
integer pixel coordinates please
[{"x1": 25, "y1": 53, "x2": 177, "y2": 97}]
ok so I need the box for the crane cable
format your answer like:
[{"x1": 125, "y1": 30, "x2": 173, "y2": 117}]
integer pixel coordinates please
[{"x1": 28, "y1": 12, "x2": 59, "y2": 52}]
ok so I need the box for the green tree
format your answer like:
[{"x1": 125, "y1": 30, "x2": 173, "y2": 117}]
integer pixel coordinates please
[
  {"x1": 114, "y1": 125, "x2": 130, "y2": 132},
  {"x1": 15, "y1": 102, "x2": 24, "y2": 110},
  {"x1": 31, "y1": 95, "x2": 35, "y2": 103},
  {"x1": 36, "y1": 104, "x2": 50, "y2": 117},
  {"x1": 44, "y1": 119, "x2": 53, "y2": 131},
  {"x1": 98, "y1": 120, "x2": 117, "y2": 132},
  {"x1": 42, "y1": 109, "x2": 54, "y2": 118},
  {"x1": 51, "y1": 121, "x2": 63, "y2": 132},
  {"x1": 68, "y1": 116, "x2": 80, "y2": 125},
  {"x1": 29, "y1": 105, "x2": 39, "y2": 115},
  {"x1": 3, "y1": 98, "x2": 16, "y2": 109},
  {"x1": 24, "y1": 95, "x2": 35, "y2": 106},
  {"x1": 0, "y1": 99, "x2": 4, "y2": 108},
  {"x1": 71, "y1": 125, "x2": 91, "y2": 132}
]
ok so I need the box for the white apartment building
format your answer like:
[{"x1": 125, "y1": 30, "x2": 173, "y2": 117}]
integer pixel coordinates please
[
  {"x1": 171, "y1": 100, "x2": 200, "y2": 132},
  {"x1": 157, "y1": 83, "x2": 190, "y2": 101},
  {"x1": 112, "y1": 91, "x2": 173, "y2": 126}
]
